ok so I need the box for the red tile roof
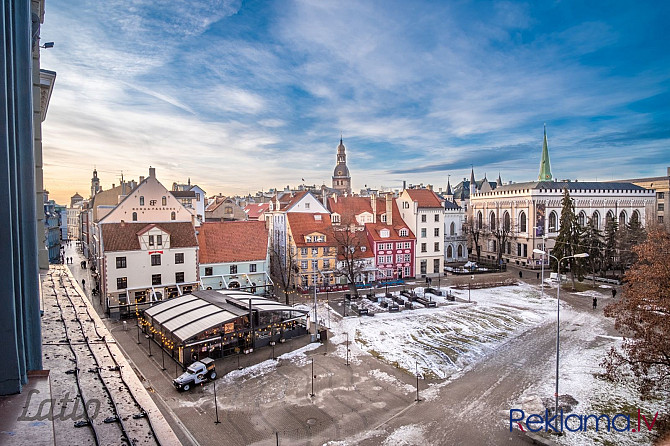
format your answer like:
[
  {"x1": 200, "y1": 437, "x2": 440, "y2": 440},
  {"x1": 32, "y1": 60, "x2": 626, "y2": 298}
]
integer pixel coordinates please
[
  {"x1": 365, "y1": 199, "x2": 415, "y2": 241},
  {"x1": 405, "y1": 189, "x2": 444, "y2": 208},
  {"x1": 244, "y1": 203, "x2": 270, "y2": 220},
  {"x1": 327, "y1": 196, "x2": 373, "y2": 222},
  {"x1": 101, "y1": 222, "x2": 197, "y2": 252},
  {"x1": 198, "y1": 221, "x2": 268, "y2": 263},
  {"x1": 197, "y1": 221, "x2": 268, "y2": 263},
  {"x1": 283, "y1": 191, "x2": 308, "y2": 210},
  {"x1": 334, "y1": 229, "x2": 374, "y2": 260},
  {"x1": 287, "y1": 213, "x2": 335, "y2": 247}
]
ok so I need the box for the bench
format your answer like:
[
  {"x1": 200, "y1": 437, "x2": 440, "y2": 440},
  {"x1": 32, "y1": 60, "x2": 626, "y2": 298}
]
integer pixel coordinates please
[{"x1": 416, "y1": 296, "x2": 436, "y2": 308}]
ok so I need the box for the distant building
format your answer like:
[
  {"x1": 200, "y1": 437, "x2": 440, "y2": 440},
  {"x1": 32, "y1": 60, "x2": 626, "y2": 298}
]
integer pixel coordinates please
[
  {"x1": 198, "y1": 221, "x2": 271, "y2": 294},
  {"x1": 172, "y1": 180, "x2": 206, "y2": 225},
  {"x1": 332, "y1": 137, "x2": 352, "y2": 195},
  {"x1": 244, "y1": 202, "x2": 270, "y2": 223},
  {"x1": 617, "y1": 167, "x2": 670, "y2": 231},
  {"x1": 43, "y1": 191, "x2": 62, "y2": 263},
  {"x1": 397, "y1": 188, "x2": 445, "y2": 278},
  {"x1": 205, "y1": 195, "x2": 246, "y2": 221},
  {"x1": 469, "y1": 128, "x2": 656, "y2": 268}
]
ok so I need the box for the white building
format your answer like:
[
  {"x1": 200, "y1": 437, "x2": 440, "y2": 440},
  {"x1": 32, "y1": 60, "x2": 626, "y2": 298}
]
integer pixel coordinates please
[
  {"x1": 397, "y1": 188, "x2": 445, "y2": 278},
  {"x1": 443, "y1": 199, "x2": 468, "y2": 263}
]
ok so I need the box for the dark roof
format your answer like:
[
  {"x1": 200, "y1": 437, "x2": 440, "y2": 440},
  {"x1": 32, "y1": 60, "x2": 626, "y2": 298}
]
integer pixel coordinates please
[
  {"x1": 171, "y1": 190, "x2": 196, "y2": 198},
  {"x1": 101, "y1": 222, "x2": 197, "y2": 251},
  {"x1": 197, "y1": 221, "x2": 268, "y2": 264},
  {"x1": 489, "y1": 181, "x2": 650, "y2": 193}
]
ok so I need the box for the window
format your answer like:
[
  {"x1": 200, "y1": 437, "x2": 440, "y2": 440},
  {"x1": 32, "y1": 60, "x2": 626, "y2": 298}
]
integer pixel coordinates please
[
  {"x1": 434, "y1": 258, "x2": 440, "y2": 273},
  {"x1": 450, "y1": 222, "x2": 455, "y2": 236},
  {"x1": 196, "y1": 193, "x2": 201, "y2": 202},
  {"x1": 301, "y1": 260, "x2": 308, "y2": 269},
  {"x1": 434, "y1": 242, "x2": 440, "y2": 252},
  {"x1": 152, "y1": 274, "x2": 161, "y2": 286},
  {"x1": 619, "y1": 211, "x2": 627, "y2": 226},
  {"x1": 311, "y1": 260, "x2": 318, "y2": 269},
  {"x1": 162, "y1": 196, "x2": 167, "y2": 206},
  {"x1": 175, "y1": 253, "x2": 184, "y2": 264},
  {"x1": 396, "y1": 254, "x2": 404, "y2": 263},
  {"x1": 591, "y1": 211, "x2": 600, "y2": 230},
  {"x1": 447, "y1": 245, "x2": 453, "y2": 258},
  {"x1": 322, "y1": 259, "x2": 329, "y2": 269},
  {"x1": 578, "y1": 212, "x2": 586, "y2": 227},
  {"x1": 421, "y1": 215, "x2": 427, "y2": 223},
  {"x1": 434, "y1": 214, "x2": 440, "y2": 222},
  {"x1": 301, "y1": 248, "x2": 308, "y2": 256},
  {"x1": 385, "y1": 255, "x2": 392, "y2": 263},
  {"x1": 132, "y1": 212, "x2": 137, "y2": 221},
  {"x1": 117, "y1": 277, "x2": 127, "y2": 290},
  {"x1": 312, "y1": 248, "x2": 319, "y2": 255},
  {"x1": 421, "y1": 228, "x2": 427, "y2": 238},
  {"x1": 396, "y1": 243, "x2": 402, "y2": 249},
  {"x1": 421, "y1": 243, "x2": 427, "y2": 253},
  {"x1": 378, "y1": 256, "x2": 384, "y2": 264},
  {"x1": 171, "y1": 211, "x2": 176, "y2": 221},
  {"x1": 404, "y1": 266, "x2": 411, "y2": 277},
  {"x1": 156, "y1": 234, "x2": 162, "y2": 245},
  {"x1": 549, "y1": 211, "x2": 558, "y2": 232},
  {"x1": 175, "y1": 272, "x2": 184, "y2": 283},
  {"x1": 489, "y1": 212, "x2": 496, "y2": 230},
  {"x1": 151, "y1": 254, "x2": 161, "y2": 266},
  {"x1": 403, "y1": 202, "x2": 409, "y2": 209},
  {"x1": 204, "y1": 267, "x2": 213, "y2": 276},
  {"x1": 250, "y1": 264, "x2": 257, "y2": 272},
  {"x1": 404, "y1": 242, "x2": 411, "y2": 249},
  {"x1": 659, "y1": 203, "x2": 665, "y2": 211},
  {"x1": 140, "y1": 196, "x2": 144, "y2": 206},
  {"x1": 230, "y1": 265, "x2": 237, "y2": 274},
  {"x1": 116, "y1": 257, "x2": 127, "y2": 269},
  {"x1": 323, "y1": 247, "x2": 331, "y2": 255},
  {"x1": 404, "y1": 254, "x2": 411, "y2": 262},
  {"x1": 457, "y1": 245, "x2": 463, "y2": 257},
  {"x1": 149, "y1": 235, "x2": 154, "y2": 246},
  {"x1": 519, "y1": 212, "x2": 527, "y2": 232},
  {"x1": 658, "y1": 192, "x2": 665, "y2": 199},
  {"x1": 225, "y1": 206, "x2": 233, "y2": 214},
  {"x1": 420, "y1": 260, "x2": 427, "y2": 274},
  {"x1": 399, "y1": 228, "x2": 408, "y2": 237},
  {"x1": 434, "y1": 227, "x2": 439, "y2": 237},
  {"x1": 477, "y1": 212, "x2": 483, "y2": 229},
  {"x1": 517, "y1": 243, "x2": 522, "y2": 257},
  {"x1": 381, "y1": 213, "x2": 387, "y2": 223},
  {"x1": 305, "y1": 203, "x2": 310, "y2": 209},
  {"x1": 659, "y1": 216, "x2": 664, "y2": 223}
]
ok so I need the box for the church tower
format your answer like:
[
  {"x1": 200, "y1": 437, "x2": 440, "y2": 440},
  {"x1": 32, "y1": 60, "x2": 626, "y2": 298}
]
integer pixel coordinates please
[
  {"x1": 90, "y1": 168, "x2": 100, "y2": 198},
  {"x1": 538, "y1": 124, "x2": 553, "y2": 181},
  {"x1": 332, "y1": 136, "x2": 352, "y2": 195}
]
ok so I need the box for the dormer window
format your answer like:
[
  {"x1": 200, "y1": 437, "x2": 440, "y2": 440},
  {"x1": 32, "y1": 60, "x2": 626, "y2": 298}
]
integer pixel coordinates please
[
  {"x1": 332, "y1": 214, "x2": 340, "y2": 224},
  {"x1": 381, "y1": 214, "x2": 387, "y2": 223},
  {"x1": 399, "y1": 228, "x2": 408, "y2": 237},
  {"x1": 361, "y1": 246, "x2": 366, "y2": 252},
  {"x1": 149, "y1": 235, "x2": 154, "y2": 246},
  {"x1": 306, "y1": 236, "x2": 312, "y2": 243},
  {"x1": 380, "y1": 229, "x2": 390, "y2": 238},
  {"x1": 156, "y1": 235, "x2": 162, "y2": 246}
]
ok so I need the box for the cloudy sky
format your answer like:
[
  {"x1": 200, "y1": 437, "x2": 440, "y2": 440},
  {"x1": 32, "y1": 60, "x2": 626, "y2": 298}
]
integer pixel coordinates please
[{"x1": 41, "y1": 0, "x2": 670, "y2": 204}]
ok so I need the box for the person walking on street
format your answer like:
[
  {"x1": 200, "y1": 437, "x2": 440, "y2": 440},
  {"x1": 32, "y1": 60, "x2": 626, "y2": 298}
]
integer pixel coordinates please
[
  {"x1": 593, "y1": 296, "x2": 597, "y2": 309},
  {"x1": 611, "y1": 288, "x2": 617, "y2": 298},
  {"x1": 81, "y1": 278, "x2": 85, "y2": 289},
  {"x1": 518, "y1": 271, "x2": 522, "y2": 279}
]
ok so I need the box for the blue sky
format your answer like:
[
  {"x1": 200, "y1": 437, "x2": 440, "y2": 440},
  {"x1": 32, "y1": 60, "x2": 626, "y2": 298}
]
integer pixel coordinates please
[{"x1": 41, "y1": 0, "x2": 670, "y2": 203}]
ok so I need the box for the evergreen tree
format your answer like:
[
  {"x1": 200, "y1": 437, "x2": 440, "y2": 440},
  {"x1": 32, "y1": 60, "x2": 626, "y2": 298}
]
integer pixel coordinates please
[
  {"x1": 552, "y1": 187, "x2": 585, "y2": 289},
  {"x1": 618, "y1": 213, "x2": 646, "y2": 272},
  {"x1": 582, "y1": 217, "x2": 604, "y2": 287},
  {"x1": 603, "y1": 218, "x2": 619, "y2": 277}
]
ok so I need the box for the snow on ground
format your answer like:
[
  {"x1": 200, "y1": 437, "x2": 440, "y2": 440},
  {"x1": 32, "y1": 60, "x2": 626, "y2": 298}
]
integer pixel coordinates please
[
  {"x1": 329, "y1": 283, "x2": 557, "y2": 380},
  {"x1": 381, "y1": 424, "x2": 427, "y2": 446}
]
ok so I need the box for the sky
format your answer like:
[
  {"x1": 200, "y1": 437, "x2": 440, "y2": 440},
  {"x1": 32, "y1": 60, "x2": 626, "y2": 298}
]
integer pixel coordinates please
[{"x1": 40, "y1": 0, "x2": 670, "y2": 204}]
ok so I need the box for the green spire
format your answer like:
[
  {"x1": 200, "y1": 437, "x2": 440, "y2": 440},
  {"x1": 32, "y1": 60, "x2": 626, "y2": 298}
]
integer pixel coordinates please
[{"x1": 538, "y1": 124, "x2": 553, "y2": 181}]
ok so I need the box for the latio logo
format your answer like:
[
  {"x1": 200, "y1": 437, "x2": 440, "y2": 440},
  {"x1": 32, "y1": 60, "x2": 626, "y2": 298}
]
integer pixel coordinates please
[{"x1": 510, "y1": 408, "x2": 659, "y2": 433}]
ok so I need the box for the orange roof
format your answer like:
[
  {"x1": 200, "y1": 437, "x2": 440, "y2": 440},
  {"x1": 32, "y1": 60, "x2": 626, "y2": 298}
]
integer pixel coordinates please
[
  {"x1": 197, "y1": 221, "x2": 268, "y2": 263},
  {"x1": 328, "y1": 196, "x2": 373, "y2": 222},
  {"x1": 101, "y1": 222, "x2": 197, "y2": 252},
  {"x1": 244, "y1": 203, "x2": 269, "y2": 220},
  {"x1": 334, "y1": 229, "x2": 374, "y2": 260},
  {"x1": 405, "y1": 189, "x2": 443, "y2": 208},
  {"x1": 287, "y1": 213, "x2": 335, "y2": 247},
  {"x1": 283, "y1": 191, "x2": 308, "y2": 210},
  {"x1": 365, "y1": 199, "x2": 415, "y2": 241}
]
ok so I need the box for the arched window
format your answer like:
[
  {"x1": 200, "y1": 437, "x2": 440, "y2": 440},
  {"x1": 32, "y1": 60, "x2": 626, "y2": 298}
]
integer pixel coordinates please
[
  {"x1": 450, "y1": 222, "x2": 455, "y2": 235},
  {"x1": 549, "y1": 211, "x2": 558, "y2": 232},
  {"x1": 477, "y1": 211, "x2": 483, "y2": 229},
  {"x1": 171, "y1": 211, "x2": 176, "y2": 221},
  {"x1": 503, "y1": 212, "x2": 511, "y2": 232},
  {"x1": 447, "y1": 245, "x2": 453, "y2": 258},
  {"x1": 162, "y1": 196, "x2": 167, "y2": 206},
  {"x1": 457, "y1": 245, "x2": 463, "y2": 257},
  {"x1": 591, "y1": 211, "x2": 600, "y2": 230},
  {"x1": 132, "y1": 212, "x2": 137, "y2": 221},
  {"x1": 578, "y1": 211, "x2": 586, "y2": 227},
  {"x1": 519, "y1": 211, "x2": 527, "y2": 232},
  {"x1": 139, "y1": 196, "x2": 144, "y2": 206},
  {"x1": 619, "y1": 211, "x2": 627, "y2": 226},
  {"x1": 631, "y1": 210, "x2": 640, "y2": 225},
  {"x1": 489, "y1": 211, "x2": 496, "y2": 230},
  {"x1": 606, "y1": 210, "x2": 614, "y2": 223}
]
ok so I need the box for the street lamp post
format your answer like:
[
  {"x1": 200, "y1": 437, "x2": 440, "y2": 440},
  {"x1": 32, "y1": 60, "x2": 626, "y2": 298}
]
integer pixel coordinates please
[{"x1": 532, "y1": 249, "x2": 588, "y2": 430}]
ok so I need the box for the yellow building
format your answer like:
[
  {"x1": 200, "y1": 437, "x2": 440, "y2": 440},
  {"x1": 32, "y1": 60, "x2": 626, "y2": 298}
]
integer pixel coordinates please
[{"x1": 286, "y1": 213, "x2": 337, "y2": 290}]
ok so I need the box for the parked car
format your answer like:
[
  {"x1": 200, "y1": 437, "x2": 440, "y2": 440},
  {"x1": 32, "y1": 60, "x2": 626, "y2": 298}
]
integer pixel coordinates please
[{"x1": 173, "y1": 357, "x2": 216, "y2": 391}]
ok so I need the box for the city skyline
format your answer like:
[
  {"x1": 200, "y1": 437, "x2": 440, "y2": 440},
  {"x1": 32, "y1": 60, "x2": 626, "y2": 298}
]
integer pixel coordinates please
[{"x1": 40, "y1": 0, "x2": 670, "y2": 204}]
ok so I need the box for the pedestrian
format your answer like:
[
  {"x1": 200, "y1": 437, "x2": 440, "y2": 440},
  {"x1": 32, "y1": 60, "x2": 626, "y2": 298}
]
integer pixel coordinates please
[
  {"x1": 536, "y1": 272, "x2": 540, "y2": 280},
  {"x1": 593, "y1": 296, "x2": 597, "y2": 309},
  {"x1": 519, "y1": 271, "x2": 522, "y2": 279},
  {"x1": 611, "y1": 288, "x2": 617, "y2": 298},
  {"x1": 81, "y1": 278, "x2": 85, "y2": 289}
]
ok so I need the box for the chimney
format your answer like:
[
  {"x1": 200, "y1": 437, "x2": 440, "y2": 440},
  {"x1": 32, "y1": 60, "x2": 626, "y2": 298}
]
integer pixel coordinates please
[
  {"x1": 402, "y1": 180, "x2": 406, "y2": 190},
  {"x1": 427, "y1": 184, "x2": 433, "y2": 191},
  {"x1": 112, "y1": 183, "x2": 115, "y2": 189},
  {"x1": 139, "y1": 176, "x2": 145, "y2": 183},
  {"x1": 371, "y1": 194, "x2": 377, "y2": 223},
  {"x1": 149, "y1": 167, "x2": 156, "y2": 178},
  {"x1": 667, "y1": 166, "x2": 670, "y2": 176},
  {"x1": 322, "y1": 189, "x2": 327, "y2": 208},
  {"x1": 385, "y1": 193, "x2": 393, "y2": 226}
]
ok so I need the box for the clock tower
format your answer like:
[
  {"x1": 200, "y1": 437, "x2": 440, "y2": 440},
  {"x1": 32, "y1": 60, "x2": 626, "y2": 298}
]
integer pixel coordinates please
[{"x1": 332, "y1": 137, "x2": 352, "y2": 195}]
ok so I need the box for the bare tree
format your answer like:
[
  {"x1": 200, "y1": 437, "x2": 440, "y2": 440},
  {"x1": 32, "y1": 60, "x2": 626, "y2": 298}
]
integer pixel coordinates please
[
  {"x1": 332, "y1": 220, "x2": 369, "y2": 299},
  {"x1": 464, "y1": 218, "x2": 482, "y2": 262},
  {"x1": 269, "y1": 237, "x2": 299, "y2": 305},
  {"x1": 485, "y1": 211, "x2": 514, "y2": 268}
]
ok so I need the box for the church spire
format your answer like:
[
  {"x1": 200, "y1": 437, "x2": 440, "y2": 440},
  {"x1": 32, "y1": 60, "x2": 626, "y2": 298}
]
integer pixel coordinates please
[
  {"x1": 446, "y1": 176, "x2": 452, "y2": 195},
  {"x1": 538, "y1": 124, "x2": 553, "y2": 181},
  {"x1": 497, "y1": 172, "x2": 502, "y2": 187}
]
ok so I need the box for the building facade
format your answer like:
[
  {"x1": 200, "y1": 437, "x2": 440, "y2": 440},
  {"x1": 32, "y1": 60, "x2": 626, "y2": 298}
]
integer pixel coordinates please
[
  {"x1": 397, "y1": 189, "x2": 444, "y2": 277},
  {"x1": 618, "y1": 167, "x2": 670, "y2": 231}
]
